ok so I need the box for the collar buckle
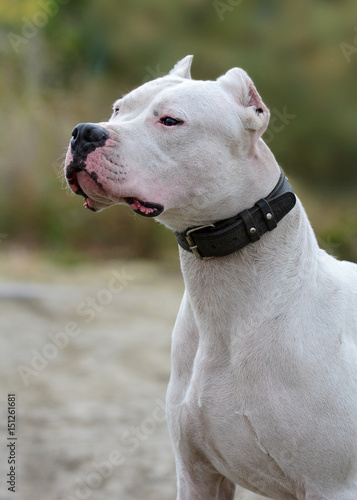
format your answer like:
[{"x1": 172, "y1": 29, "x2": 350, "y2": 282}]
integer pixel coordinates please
[{"x1": 185, "y1": 224, "x2": 215, "y2": 260}]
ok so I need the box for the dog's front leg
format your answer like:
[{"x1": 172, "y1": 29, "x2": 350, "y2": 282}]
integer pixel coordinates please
[{"x1": 176, "y1": 469, "x2": 236, "y2": 500}]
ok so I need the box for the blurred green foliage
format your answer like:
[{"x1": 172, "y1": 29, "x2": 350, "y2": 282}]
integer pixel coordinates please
[{"x1": 0, "y1": 0, "x2": 356, "y2": 261}]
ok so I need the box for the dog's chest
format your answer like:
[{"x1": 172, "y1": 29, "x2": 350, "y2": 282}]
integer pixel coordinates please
[
  {"x1": 177, "y1": 361, "x2": 300, "y2": 497},
  {"x1": 173, "y1": 336, "x2": 357, "y2": 498}
]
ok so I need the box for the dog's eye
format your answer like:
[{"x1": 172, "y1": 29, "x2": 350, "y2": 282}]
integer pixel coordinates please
[
  {"x1": 113, "y1": 107, "x2": 120, "y2": 116},
  {"x1": 160, "y1": 117, "x2": 182, "y2": 127}
]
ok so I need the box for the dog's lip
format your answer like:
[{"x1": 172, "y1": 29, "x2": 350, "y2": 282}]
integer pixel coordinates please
[
  {"x1": 66, "y1": 166, "x2": 83, "y2": 196},
  {"x1": 66, "y1": 165, "x2": 164, "y2": 216},
  {"x1": 83, "y1": 196, "x2": 98, "y2": 212},
  {"x1": 66, "y1": 166, "x2": 111, "y2": 210},
  {"x1": 125, "y1": 197, "x2": 164, "y2": 218}
]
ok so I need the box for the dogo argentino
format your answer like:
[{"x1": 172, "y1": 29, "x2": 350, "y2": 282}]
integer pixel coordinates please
[{"x1": 65, "y1": 56, "x2": 357, "y2": 500}]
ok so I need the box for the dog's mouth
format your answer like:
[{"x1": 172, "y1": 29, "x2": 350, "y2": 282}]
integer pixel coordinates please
[
  {"x1": 66, "y1": 157, "x2": 164, "y2": 217},
  {"x1": 66, "y1": 164, "x2": 109, "y2": 212},
  {"x1": 66, "y1": 166, "x2": 164, "y2": 216},
  {"x1": 125, "y1": 197, "x2": 164, "y2": 218}
]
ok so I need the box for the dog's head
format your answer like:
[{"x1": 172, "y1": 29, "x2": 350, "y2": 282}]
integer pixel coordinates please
[{"x1": 64, "y1": 56, "x2": 273, "y2": 231}]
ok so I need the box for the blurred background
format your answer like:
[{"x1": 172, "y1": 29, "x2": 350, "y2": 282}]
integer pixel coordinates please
[
  {"x1": 0, "y1": 1, "x2": 356, "y2": 499},
  {"x1": 0, "y1": 0, "x2": 356, "y2": 262}
]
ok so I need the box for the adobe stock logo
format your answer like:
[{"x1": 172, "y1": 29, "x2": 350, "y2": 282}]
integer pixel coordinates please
[
  {"x1": 264, "y1": 107, "x2": 297, "y2": 144},
  {"x1": 142, "y1": 64, "x2": 166, "y2": 84},
  {"x1": 340, "y1": 26, "x2": 357, "y2": 63},
  {"x1": 7, "y1": 0, "x2": 70, "y2": 54},
  {"x1": 213, "y1": 0, "x2": 243, "y2": 22}
]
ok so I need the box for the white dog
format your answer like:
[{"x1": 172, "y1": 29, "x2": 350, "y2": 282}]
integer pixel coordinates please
[{"x1": 65, "y1": 56, "x2": 357, "y2": 500}]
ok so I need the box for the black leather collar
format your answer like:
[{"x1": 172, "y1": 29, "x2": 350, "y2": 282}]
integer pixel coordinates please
[{"x1": 175, "y1": 170, "x2": 296, "y2": 260}]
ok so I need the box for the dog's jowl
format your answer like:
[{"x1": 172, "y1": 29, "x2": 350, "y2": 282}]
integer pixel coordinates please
[{"x1": 65, "y1": 56, "x2": 357, "y2": 500}]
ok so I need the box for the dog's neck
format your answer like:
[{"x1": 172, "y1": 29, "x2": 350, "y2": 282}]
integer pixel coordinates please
[
  {"x1": 178, "y1": 142, "x2": 318, "y2": 342},
  {"x1": 179, "y1": 199, "x2": 319, "y2": 346}
]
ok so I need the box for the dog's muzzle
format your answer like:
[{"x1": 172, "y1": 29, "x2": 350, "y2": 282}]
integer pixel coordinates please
[{"x1": 64, "y1": 123, "x2": 110, "y2": 211}]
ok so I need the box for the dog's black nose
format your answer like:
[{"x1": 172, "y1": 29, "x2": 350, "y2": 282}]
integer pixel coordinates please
[{"x1": 71, "y1": 123, "x2": 109, "y2": 155}]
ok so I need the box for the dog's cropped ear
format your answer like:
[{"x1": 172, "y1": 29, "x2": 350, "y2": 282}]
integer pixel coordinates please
[
  {"x1": 169, "y1": 55, "x2": 193, "y2": 79},
  {"x1": 218, "y1": 68, "x2": 270, "y2": 141}
]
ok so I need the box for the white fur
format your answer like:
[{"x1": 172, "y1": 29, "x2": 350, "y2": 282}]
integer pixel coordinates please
[{"x1": 65, "y1": 56, "x2": 357, "y2": 500}]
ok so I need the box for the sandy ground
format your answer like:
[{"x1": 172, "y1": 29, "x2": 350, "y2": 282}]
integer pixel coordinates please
[
  {"x1": 0, "y1": 254, "x2": 183, "y2": 500},
  {"x1": 0, "y1": 252, "x2": 266, "y2": 500}
]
